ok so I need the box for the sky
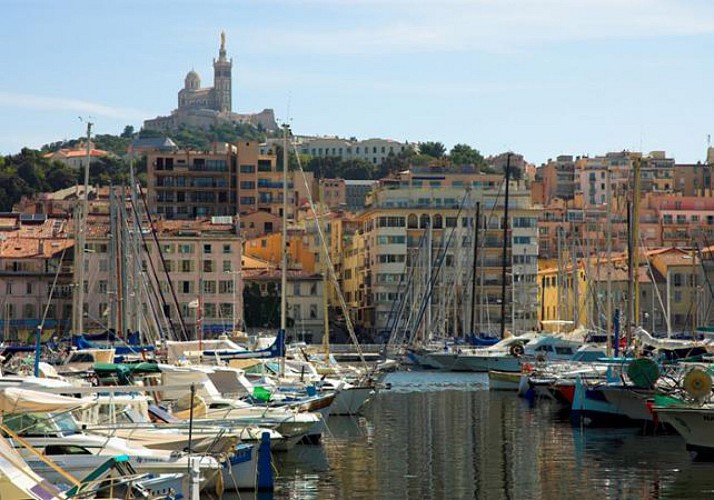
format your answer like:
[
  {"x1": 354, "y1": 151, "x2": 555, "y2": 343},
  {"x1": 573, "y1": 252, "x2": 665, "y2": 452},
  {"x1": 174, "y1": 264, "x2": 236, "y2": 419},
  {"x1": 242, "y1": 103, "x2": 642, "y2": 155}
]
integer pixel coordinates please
[{"x1": 1, "y1": 0, "x2": 714, "y2": 165}]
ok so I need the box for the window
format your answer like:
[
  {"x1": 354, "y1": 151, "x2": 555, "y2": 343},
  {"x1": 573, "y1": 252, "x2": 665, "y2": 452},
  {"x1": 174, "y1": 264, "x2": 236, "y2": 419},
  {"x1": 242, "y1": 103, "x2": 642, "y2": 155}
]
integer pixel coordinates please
[
  {"x1": 179, "y1": 244, "x2": 193, "y2": 254},
  {"x1": 26, "y1": 282, "x2": 32, "y2": 295},
  {"x1": 293, "y1": 283, "x2": 301, "y2": 296},
  {"x1": 310, "y1": 282, "x2": 318, "y2": 296},
  {"x1": 180, "y1": 281, "x2": 192, "y2": 294},
  {"x1": 203, "y1": 244, "x2": 212, "y2": 254},
  {"x1": 202, "y1": 281, "x2": 217, "y2": 294},
  {"x1": 220, "y1": 303, "x2": 233, "y2": 318},
  {"x1": 219, "y1": 280, "x2": 233, "y2": 294},
  {"x1": 181, "y1": 260, "x2": 193, "y2": 273},
  {"x1": 223, "y1": 260, "x2": 232, "y2": 272},
  {"x1": 98, "y1": 280, "x2": 108, "y2": 293},
  {"x1": 203, "y1": 260, "x2": 214, "y2": 273},
  {"x1": 223, "y1": 244, "x2": 232, "y2": 254},
  {"x1": 310, "y1": 304, "x2": 318, "y2": 319},
  {"x1": 99, "y1": 260, "x2": 108, "y2": 272},
  {"x1": 204, "y1": 303, "x2": 216, "y2": 318},
  {"x1": 5, "y1": 282, "x2": 11, "y2": 294},
  {"x1": 23, "y1": 304, "x2": 35, "y2": 319}
]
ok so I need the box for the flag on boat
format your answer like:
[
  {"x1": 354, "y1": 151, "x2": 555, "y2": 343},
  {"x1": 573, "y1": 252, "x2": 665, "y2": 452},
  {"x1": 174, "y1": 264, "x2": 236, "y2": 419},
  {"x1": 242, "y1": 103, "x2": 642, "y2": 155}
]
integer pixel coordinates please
[{"x1": 188, "y1": 298, "x2": 200, "y2": 308}]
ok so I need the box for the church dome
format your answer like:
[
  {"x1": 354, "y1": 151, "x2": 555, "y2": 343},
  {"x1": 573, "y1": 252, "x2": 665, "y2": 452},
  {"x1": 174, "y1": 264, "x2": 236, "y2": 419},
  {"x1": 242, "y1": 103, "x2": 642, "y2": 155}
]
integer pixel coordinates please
[{"x1": 184, "y1": 70, "x2": 201, "y2": 90}]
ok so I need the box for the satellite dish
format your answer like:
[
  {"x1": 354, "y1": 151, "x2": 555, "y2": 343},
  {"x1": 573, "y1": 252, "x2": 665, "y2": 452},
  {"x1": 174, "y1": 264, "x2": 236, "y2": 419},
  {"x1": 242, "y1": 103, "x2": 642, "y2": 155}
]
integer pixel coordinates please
[{"x1": 683, "y1": 368, "x2": 712, "y2": 401}]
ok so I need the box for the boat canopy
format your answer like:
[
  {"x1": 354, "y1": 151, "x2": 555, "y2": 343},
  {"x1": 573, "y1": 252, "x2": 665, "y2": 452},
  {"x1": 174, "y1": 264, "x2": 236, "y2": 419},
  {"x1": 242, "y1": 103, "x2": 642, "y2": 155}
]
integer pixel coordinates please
[{"x1": 0, "y1": 387, "x2": 93, "y2": 413}]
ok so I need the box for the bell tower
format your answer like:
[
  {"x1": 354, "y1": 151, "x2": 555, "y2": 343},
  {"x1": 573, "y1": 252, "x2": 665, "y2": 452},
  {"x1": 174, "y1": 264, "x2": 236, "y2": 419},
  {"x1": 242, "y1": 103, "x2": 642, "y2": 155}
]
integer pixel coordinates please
[{"x1": 213, "y1": 31, "x2": 233, "y2": 113}]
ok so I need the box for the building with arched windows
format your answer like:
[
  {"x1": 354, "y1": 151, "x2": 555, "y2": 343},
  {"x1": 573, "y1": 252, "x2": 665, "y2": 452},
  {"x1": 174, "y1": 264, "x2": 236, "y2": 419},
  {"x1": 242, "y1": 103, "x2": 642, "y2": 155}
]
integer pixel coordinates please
[{"x1": 340, "y1": 166, "x2": 540, "y2": 339}]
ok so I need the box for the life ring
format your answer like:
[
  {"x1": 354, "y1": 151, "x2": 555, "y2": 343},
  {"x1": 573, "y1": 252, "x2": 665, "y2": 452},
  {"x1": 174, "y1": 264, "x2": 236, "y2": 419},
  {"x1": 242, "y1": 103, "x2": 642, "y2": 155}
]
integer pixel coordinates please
[{"x1": 509, "y1": 344, "x2": 525, "y2": 357}]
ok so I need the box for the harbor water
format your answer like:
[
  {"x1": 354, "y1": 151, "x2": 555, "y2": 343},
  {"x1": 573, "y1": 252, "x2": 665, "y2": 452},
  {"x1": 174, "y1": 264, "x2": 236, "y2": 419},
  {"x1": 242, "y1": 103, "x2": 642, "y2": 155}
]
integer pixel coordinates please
[{"x1": 233, "y1": 371, "x2": 714, "y2": 499}]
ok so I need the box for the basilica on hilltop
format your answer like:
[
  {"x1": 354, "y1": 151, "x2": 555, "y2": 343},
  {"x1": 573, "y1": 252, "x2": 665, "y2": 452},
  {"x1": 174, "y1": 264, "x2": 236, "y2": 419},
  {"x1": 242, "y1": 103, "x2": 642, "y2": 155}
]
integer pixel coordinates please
[{"x1": 144, "y1": 32, "x2": 277, "y2": 132}]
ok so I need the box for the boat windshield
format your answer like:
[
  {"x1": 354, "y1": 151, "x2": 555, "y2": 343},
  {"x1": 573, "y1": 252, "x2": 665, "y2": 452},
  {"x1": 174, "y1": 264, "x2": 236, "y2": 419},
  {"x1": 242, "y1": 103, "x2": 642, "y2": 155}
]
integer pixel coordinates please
[{"x1": 3, "y1": 412, "x2": 79, "y2": 436}]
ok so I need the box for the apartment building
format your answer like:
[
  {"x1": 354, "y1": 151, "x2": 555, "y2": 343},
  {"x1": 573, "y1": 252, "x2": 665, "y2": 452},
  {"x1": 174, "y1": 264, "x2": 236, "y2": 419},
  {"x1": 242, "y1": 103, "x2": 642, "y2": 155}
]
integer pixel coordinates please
[
  {"x1": 242, "y1": 268, "x2": 325, "y2": 344},
  {"x1": 276, "y1": 137, "x2": 417, "y2": 166},
  {"x1": 81, "y1": 216, "x2": 244, "y2": 338},
  {"x1": 540, "y1": 247, "x2": 711, "y2": 336},
  {"x1": 344, "y1": 180, "x2": 377, "y2": 212},
  {"x1": 575, "y1": 151, "x2": 675, "y2": 208},
  {"x1": 537, "y1": 155, "x2": 576, "y2": 204},
  {"x1": 344, "y1": 165, "x2": 540, "y2": 338},
  {"x1": 147, "y1": 141, "x2": 277, "y2": 219},
  {"x1": 0, "y1": 214, "x2": 74, "y2": 341}
]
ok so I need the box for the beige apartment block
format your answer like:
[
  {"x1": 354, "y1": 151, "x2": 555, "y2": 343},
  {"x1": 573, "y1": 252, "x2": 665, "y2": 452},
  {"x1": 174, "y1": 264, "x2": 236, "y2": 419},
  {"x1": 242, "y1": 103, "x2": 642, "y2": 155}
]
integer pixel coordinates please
[
  {"x1": 81, "y1": 216, "x2": 244, "y2": 339},
  {"x1": 343, "y1": 166, "x2": 540, "y2": 339},
  {"x1": 147, "y1": 141, "x2": 277, "y2": 219},
  {"x1": 0, "y1": 215, "x2": 75, "y2": 341}
]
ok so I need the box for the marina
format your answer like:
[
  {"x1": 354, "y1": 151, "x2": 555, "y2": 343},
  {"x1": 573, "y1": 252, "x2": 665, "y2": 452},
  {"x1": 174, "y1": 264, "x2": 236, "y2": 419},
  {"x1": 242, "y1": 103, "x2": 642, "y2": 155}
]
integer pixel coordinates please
[
  {"x1": 267, "y1": 370, "x2": 714, "y2": 500},
  {"x1": 3, "y1": 3, "x2": 714, "y2": 498}
]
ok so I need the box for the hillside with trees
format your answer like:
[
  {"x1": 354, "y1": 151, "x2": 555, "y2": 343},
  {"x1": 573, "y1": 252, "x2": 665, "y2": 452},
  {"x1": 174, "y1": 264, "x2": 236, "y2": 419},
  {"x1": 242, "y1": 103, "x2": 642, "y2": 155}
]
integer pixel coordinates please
[
  {"x1": 3, "y1": 122, "x2": 497, "y2": 211},
  {"x1": 0, "y1": 122, "x2": 270, "y2": 211}
]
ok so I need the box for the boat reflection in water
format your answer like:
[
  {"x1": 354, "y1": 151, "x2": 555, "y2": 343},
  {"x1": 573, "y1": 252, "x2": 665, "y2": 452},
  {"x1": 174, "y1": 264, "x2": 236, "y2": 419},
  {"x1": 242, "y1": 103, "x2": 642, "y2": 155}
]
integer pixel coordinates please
[{"x1": 226, "y1": 371, "x2": 714, "y2": 499}]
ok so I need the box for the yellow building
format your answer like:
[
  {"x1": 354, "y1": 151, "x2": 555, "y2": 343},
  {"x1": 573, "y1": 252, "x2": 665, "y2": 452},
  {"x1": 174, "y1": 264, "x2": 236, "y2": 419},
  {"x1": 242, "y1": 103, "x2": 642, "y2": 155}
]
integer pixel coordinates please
[{"x1": 537, "y1": 261, "x2": 588, "y2": 332}]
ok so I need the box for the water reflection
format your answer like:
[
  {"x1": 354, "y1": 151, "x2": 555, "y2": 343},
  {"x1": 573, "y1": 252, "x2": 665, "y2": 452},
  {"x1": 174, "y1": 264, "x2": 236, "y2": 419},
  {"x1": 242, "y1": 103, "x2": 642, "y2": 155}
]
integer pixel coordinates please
[{"x1": 225, "y1": 371, "x2": 714, "y2": 499}]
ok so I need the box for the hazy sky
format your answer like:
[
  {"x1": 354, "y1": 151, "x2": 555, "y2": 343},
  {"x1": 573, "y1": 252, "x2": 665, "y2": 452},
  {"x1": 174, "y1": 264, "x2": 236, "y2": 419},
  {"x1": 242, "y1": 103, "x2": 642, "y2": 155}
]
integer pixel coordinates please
[{"x1": 2, "y1": 0, "x2": 713, "y2": 165}]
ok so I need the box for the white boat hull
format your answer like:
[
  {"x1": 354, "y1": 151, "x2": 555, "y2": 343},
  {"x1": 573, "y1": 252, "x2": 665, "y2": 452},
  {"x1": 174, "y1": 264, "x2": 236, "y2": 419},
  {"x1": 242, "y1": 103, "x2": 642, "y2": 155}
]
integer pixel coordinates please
[
  {"x1": 425, "y1": 352, "x2": 521, "y2": 373},
  {"x1": 657, "y1": 407, "x2": 714, "y2": 454},
  {"x1": 488, "y1": 371, "x2": 524, "y2": 390},
  {"x1": 332, "y1": 387, "x2": 374, "y2": 415}
]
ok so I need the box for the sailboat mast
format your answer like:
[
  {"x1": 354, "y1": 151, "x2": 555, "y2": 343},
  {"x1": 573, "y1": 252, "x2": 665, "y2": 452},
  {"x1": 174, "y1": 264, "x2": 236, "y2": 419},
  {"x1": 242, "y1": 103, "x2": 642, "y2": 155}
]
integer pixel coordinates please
[
  {"x1": 320, "y1": 184, "x2": 330, "y2": 356},
  {"x1": 632, "y1": 157, "x2": 641, "y2": 342},
  {"x1": 73, "y1": 120, "x2": 92, "y2": 335},
  {"x1": 280, "y1": 124, "x2": 289, "y2": 332},
  {"x1": 626, "y1": 200, "x2": 634, "y2": 344},
  {"x1": 605, "y1": 167, "x2": 613, "y2": 356},
  {"x1": 470, "y1": 201, "x2": 480, "y2": 336},
  {"x1": 500, "y1": 153, "x2": 511, "y2": 339},
  {"x1": 426, "y1": 219, "x2": 433, "y2": 339},
  {"x1": 280, "y1": 124, "x2": 289, "y2": 376}
]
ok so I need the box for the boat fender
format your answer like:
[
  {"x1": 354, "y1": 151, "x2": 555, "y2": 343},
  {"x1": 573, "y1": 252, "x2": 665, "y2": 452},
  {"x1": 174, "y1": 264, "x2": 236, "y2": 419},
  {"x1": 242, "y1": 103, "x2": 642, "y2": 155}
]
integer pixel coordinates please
[
  {"x1": 509, "y1": 344, "x2": 524, "y2": 357},
  {"x1": 522, "y1": 362, "x2": 532, "y2": 374}
]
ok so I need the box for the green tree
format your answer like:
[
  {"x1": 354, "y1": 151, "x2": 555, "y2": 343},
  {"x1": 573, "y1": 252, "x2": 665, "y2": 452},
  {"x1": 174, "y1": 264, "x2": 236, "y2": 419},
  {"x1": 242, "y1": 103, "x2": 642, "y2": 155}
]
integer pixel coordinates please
[
  {"x1": 121, "y1": 125, "x2": 135, "y2": 138},
  {"x1": 338, "y1": 158, "x2": 376, "y2": 180},
  {"x1": 46, "y1": 163, "x2": 77, "y2": 191},
  {"x1": 305, "y1": 156, "x2": 342, "y2": 178},
  {"x1": 449, "y1": 143, "x2": 485, "y2": 167},
  {"x1": 418, "y1": 141, "x2": 446, "y2": 158}
]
